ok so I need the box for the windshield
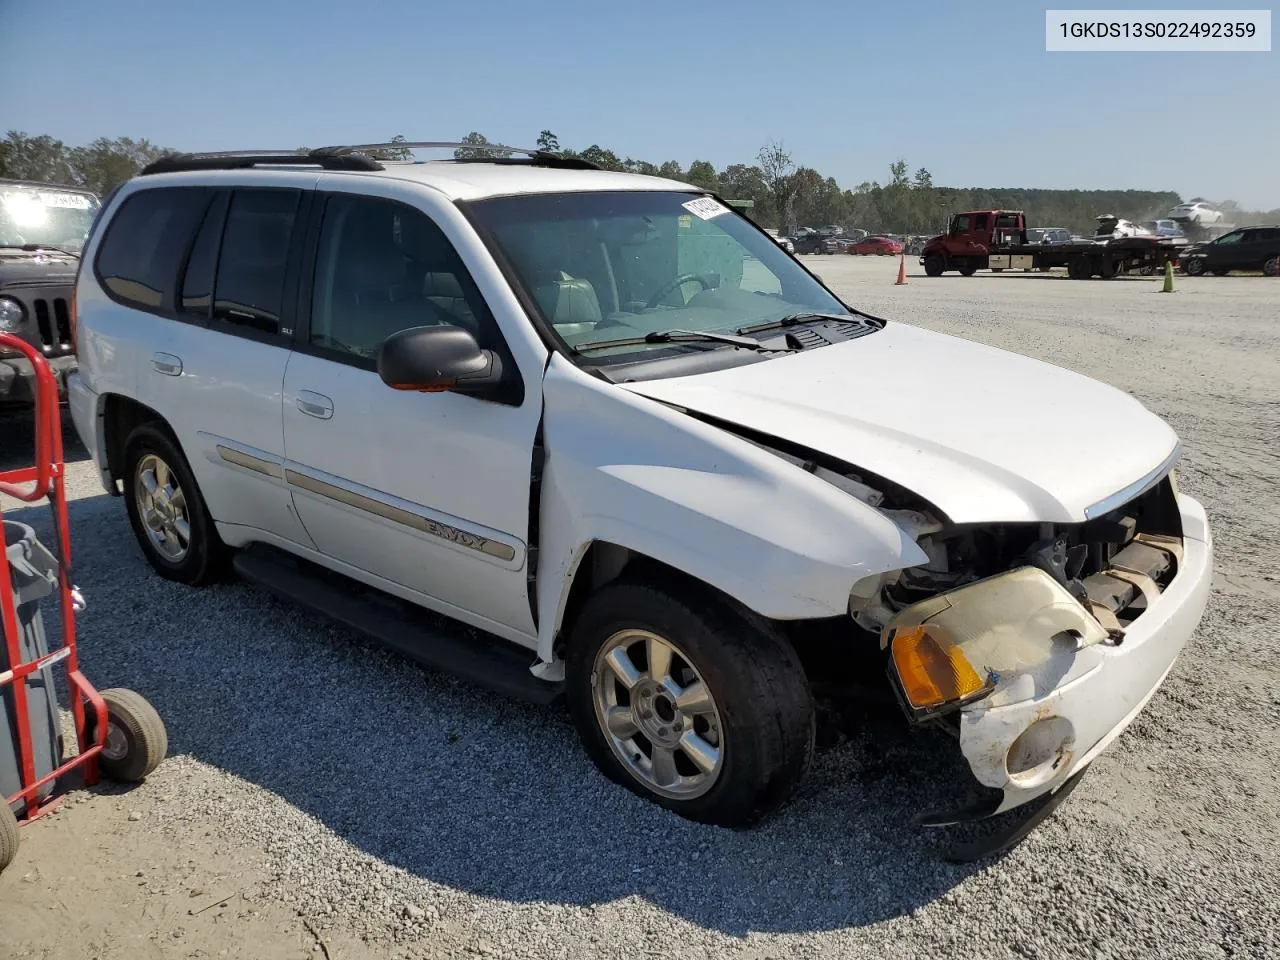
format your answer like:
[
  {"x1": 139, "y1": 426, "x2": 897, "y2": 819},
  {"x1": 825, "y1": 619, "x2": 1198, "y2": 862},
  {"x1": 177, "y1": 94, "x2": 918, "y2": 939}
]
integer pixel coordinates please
[
  {"x1": 1026, "y1": 229, "x2": 1046, "y2": 243},
  {"x1": 0, "y1": 184, "x2": 100, "y2": 253},
  {"x1": 467, "y1": 190, "x2": 851, "y2": 361}
]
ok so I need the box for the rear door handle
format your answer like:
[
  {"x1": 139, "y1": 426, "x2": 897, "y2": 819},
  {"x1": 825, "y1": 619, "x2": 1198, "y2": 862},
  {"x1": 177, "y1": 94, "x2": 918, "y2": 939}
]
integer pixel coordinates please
[
  {"x1": 295, "y1": 390, "x2": 333, "y2": 419},
  {"x1": 152, "y1": 352, "x2": 182, "y2": 376}
]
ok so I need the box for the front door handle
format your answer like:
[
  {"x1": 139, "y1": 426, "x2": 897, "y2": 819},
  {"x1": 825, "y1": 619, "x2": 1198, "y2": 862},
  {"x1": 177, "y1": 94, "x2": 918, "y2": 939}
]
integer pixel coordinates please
[
  {"x1": 296, "y1": 390, "x2": 333, "y2": 420},
  {"x1": 152, "y1": 352, "x2": 182, "y2": 376}
]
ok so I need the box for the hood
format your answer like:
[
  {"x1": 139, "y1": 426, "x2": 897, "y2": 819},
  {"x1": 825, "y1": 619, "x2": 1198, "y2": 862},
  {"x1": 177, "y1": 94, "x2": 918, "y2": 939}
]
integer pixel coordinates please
[
  {"x1": 619, "y1": 323, "x2": 1179, "y2": 525},
  {"x1": 0, "y1": 250, "x2": 79, "y2": 286}
]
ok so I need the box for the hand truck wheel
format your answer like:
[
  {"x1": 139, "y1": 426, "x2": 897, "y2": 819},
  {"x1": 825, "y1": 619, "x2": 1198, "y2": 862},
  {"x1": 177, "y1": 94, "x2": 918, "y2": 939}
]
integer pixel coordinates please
[{"x1": 86, "y1": 688, "x2": 168, "y2": 783}]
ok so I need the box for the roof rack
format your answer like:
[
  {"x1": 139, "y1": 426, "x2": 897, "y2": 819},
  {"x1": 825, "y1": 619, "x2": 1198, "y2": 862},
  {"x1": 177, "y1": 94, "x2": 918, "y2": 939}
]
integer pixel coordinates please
[
  {"x1": 140, "y1": 150, "x2": 384, "y2": 176},
  {"x1": 314, "y1": 141, "x2": 603, "y2": 171}
]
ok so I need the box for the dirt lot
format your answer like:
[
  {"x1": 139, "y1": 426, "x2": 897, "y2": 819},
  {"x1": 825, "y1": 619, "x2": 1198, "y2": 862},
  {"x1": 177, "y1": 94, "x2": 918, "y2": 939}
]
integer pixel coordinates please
[{"x1": 2, "y1": 257, "x2": 1278, "y2": 959}]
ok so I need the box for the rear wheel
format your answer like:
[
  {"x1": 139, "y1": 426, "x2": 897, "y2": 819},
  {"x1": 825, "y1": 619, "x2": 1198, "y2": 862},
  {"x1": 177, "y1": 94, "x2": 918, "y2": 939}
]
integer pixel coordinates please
[
  {"x1": 0, "y1": 803, "x2": 17, "y2": 874},
  {"x1": 123, "y1": 424, "x2": 226, "y2": 585},
  {"x1": 1264, "y1": 256, "x2": 1280, "y2": 277},
  {"x1": 958, "y1": 261, "x2": 978, "y2": 276},
  {"x1": 567, "y1": 581, "x2": 814, "y2": 827},
  {"x1": 923, "y1": 254, "x2": 944, "y2": 276}
]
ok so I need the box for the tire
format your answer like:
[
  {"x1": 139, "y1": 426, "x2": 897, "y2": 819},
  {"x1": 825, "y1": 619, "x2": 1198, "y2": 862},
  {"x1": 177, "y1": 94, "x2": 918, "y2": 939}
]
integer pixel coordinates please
[
  {"x1": 1098, "y1": 258, "x2": 1119, "y2": 280},
  {"x1": 88, "y1": 688, "x2": 168, "y2": 783},
  {"x1": 1264, "y1": 256, "x2": 1280, "y2": 277},
  {"x1": 1184, "y1": 258, "x2": 1206, "y2": 277},
  {"x1": 923, "y1": 254, "x2": 944, "y2": 277},
  {"x1": 123, "y1": 423, "x2": 226, "y2": 585},
  {"x1": 958, "y1": 262, "x2": 978, "y2": 276},
  {"x1": 0, "y1": 803, "x2": 18, "y2": 874},
  {"x1": 566, "y1": 580, "x2": 814, "y2": 828}
]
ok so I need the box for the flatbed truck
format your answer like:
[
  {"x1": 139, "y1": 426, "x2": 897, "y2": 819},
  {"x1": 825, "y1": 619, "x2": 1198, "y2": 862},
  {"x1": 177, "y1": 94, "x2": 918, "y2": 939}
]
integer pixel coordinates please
[{"x1": 919, "y1": 209, "x2": 1189, "y2": 279}]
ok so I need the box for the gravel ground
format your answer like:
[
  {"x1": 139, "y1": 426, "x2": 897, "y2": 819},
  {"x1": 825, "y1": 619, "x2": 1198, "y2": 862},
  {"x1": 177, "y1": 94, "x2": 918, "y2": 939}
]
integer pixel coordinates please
[{"x1": 2, "y1": 257, "x2": 1278, "y2": 959}]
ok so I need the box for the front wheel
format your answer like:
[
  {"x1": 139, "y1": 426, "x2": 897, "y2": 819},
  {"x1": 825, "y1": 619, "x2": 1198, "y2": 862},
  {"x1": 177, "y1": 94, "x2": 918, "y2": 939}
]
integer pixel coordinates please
[
  {"x1": 1183, "y1": 258, "x2": 1206, "y2": 277},
  {"x1": 567, "y1": 581, "x2": 814, "y2": 827},
  {"x1": 923, "y1": 254, "x2": 944, "y2": 277}
]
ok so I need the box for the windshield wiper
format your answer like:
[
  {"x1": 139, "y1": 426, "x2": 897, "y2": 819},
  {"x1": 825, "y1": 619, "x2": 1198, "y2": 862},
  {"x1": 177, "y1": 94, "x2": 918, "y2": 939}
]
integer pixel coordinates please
[
  {"x1": 574, "y1": 328, "x2": 790, "y2": 354},
  {"x1": 0, "y1": 243, "x2": 80, "y2": 259},
  {"x1": 736, "y1": 310, "x2": 884, "y2": 335}
]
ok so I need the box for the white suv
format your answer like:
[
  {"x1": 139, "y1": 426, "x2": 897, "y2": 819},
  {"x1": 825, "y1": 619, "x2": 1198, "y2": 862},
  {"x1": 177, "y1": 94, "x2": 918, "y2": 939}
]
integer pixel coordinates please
[{"x1": 67, "y1": 143, "x2": 1212, "y2": 842}]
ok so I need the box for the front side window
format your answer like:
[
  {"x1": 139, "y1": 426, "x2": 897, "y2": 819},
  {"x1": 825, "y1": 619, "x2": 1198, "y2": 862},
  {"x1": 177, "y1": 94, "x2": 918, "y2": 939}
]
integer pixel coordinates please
[
  {"x1": 467, "y1": 191, "x2": 851, "y2": 362},
  {"x1": 952, "y1": 214, "x2": 970, "y2": 233},
  {"x1": 0, "y1": 184, "x2": 100, "y2": 253},
  {"x1": 94, "y1": 187, "x2": 208, "y2": 310},
  {"x1": 310, "y1": 193, "x2": 493, "y2": 361},
  {"x1": 1214, "y1": 231, "x2": 1244, "y2": 245}
]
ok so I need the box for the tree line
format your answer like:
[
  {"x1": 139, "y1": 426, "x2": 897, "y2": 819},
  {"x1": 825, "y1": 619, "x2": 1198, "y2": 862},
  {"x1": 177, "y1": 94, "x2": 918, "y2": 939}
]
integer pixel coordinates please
[{"x1": 4, "y1": 129, "x2": 1277, "y2": 237}]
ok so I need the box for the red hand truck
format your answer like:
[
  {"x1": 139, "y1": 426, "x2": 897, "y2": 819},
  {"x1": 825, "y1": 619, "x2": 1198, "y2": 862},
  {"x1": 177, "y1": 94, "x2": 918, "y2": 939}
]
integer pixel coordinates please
[{"x1": 1, "y1": 333, "x2": 167, "y2": 873}]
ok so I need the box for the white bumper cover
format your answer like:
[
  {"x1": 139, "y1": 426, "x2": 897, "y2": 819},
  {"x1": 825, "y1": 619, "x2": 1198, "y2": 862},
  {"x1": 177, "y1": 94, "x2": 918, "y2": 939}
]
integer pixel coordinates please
[{"x1": 958, "y1": 493, "x2": 1213, "y2": 813}]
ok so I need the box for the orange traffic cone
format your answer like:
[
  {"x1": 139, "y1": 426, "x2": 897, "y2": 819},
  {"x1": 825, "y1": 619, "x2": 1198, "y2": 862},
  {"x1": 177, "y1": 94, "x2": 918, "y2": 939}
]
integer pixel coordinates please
[{"x1": 895, "y1": 251, "x2": 908, "y2": 285}]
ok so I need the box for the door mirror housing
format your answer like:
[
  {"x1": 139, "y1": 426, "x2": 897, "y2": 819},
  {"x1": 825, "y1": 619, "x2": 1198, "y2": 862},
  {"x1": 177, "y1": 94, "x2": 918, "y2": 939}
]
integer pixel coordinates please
[{"x1": 376, "y1": 324, "x2": 505, "y2": 398}]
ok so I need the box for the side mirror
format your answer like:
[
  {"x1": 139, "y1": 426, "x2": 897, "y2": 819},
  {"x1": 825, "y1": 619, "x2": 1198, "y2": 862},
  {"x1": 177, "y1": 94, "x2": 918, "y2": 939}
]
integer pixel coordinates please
[{"x1": 376, "y1": 324, "x2": 504, "y2": 397}]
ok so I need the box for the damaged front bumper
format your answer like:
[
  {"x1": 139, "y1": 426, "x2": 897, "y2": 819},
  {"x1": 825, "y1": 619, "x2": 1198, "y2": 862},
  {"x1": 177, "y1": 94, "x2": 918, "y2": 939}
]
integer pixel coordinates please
[{"x1": 889, "y1": 493, "x2": 1212, "y2": 819}]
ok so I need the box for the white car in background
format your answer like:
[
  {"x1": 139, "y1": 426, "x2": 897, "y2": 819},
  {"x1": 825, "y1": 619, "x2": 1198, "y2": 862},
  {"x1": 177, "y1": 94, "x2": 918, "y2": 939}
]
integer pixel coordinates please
[
  {"x1": 66, "y1": 142, "x2": 1213, "y2": 853},
  {"x1": 1169, "y1": 201, "x2": 1223, "y2": 224},
  {"x1": 1093, "y1": 216, "x2": 1151, "y2": 241}
]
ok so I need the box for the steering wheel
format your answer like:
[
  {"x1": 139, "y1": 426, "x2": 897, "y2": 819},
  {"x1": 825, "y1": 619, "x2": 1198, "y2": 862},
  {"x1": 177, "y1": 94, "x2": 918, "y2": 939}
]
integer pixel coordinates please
[{"x1": 644, "y1": 273, "x2": 714, "y2": 310}]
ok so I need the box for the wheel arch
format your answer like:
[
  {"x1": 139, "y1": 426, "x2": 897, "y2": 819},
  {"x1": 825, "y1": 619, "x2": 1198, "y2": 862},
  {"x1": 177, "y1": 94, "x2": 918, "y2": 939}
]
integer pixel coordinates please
[{"x1": 98, "y1": 393, "x2": 171, "y2": 493}]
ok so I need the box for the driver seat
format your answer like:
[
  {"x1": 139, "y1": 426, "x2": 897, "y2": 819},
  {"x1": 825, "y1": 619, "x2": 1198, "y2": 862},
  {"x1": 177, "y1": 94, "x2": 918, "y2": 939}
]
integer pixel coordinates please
[{"x1": 535, "y1": 272, "x2": 602, "y2": 342}]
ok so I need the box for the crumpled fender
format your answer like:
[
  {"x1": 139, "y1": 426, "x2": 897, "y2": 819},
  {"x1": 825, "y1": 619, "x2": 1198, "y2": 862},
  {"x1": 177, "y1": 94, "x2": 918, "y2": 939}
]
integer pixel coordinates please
[{"x1": 534, "y1": 355, "x2": 927, "y2": 665}]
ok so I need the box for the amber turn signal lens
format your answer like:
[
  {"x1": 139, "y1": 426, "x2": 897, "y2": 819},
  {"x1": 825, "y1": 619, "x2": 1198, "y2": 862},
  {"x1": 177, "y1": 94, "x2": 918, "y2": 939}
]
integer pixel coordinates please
[{"x1": 890, "y1": 624, "x2": 988, "y2": 709}]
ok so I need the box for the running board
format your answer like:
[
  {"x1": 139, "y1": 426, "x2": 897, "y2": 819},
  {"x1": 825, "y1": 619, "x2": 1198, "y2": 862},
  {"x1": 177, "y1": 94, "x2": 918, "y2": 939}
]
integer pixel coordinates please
[{"x1": 232, "y1": 545, "x2": 563, "y2": 706}]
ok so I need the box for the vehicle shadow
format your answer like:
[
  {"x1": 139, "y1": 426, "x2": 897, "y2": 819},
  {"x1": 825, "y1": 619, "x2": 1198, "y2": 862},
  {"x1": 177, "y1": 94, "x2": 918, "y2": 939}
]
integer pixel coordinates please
[
  {"x1": 5, "y1": 492, "x2": 1000, "y2": 937},
  {"x1": 0, "y1": 406, "x2": 92, "y2": 473}
]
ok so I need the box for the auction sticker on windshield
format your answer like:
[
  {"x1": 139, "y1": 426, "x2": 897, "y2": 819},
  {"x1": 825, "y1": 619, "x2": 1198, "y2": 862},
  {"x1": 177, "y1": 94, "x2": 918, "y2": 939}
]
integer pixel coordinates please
[
  {"x1": 682, "y1": 196, "x2": 729, "y2": 220},
  {"x1": 39, "y1": 192, "x2": 93, "y2": 209}
]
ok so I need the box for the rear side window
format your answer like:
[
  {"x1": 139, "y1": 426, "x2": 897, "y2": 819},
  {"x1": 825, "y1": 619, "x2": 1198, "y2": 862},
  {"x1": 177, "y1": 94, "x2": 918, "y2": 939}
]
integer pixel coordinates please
[
  {"x1": 94, "y1": 188, "x2": 208, "y2": 310},
  {"x1": 180, "y1": 192, "x2": 229, "y2": 317},
  {"x1": 212, "y1": 189, "x2": 300, "y2": 334}
]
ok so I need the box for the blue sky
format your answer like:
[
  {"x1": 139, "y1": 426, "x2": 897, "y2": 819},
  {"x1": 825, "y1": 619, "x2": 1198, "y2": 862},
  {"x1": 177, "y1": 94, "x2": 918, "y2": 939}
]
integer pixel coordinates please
[{"x1": 5, "y1": 0, "x2": 1277, "y2": 207}]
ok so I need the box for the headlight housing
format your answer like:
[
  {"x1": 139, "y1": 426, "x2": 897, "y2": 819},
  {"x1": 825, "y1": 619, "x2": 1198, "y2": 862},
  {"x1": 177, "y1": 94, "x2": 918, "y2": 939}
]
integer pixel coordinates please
[{"x1": 0, "y1": 296, "x2": 25, "y2": 332}]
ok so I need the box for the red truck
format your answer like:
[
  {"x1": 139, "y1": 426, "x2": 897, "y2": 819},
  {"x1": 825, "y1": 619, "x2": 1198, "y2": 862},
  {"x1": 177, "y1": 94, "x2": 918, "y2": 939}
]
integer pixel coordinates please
[{"x1": 919, "y1": 209, "x2": 1186, "y2": 279}]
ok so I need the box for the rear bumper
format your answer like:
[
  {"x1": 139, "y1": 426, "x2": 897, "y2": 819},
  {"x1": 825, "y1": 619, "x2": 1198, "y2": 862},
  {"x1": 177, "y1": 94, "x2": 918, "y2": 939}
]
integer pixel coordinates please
[
  {"x1": 0, "y1": 353, "x2": 76, "y2": 404},
  {"x1": 957, "y1": 493, "x2": 1212, "y2": 814}
]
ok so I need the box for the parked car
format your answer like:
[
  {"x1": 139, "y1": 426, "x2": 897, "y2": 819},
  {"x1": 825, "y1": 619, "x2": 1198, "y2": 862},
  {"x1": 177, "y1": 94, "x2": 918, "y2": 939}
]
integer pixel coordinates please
[
  {"x1": 1168, "y1": 201, "x2": 1223, "y2": 224},
  {"x1": 68, "y1": 143, "x2": 1212, "y2": 838},
  {"x1": 1141, "y1": 219, "x2": 1185, "y2": 239},
  {"x1": 1026, "y1": 227, "x2": 1072, "y2": 245},
  {"x1": 791, "y1": 232, "x2": 827, "y2": 255},
  {"x1": 773, "y1": 235, "x2": 795, "y2": 254},
  {"x1": 0, "y1": 178, "x2": 102, "y2": 407},
  {"x1": 1179, "y1": 225, "x2": 1280, "y2": 276},
  {"x1": 851, "y1": 235, "x2": 903, "y2": 256}
]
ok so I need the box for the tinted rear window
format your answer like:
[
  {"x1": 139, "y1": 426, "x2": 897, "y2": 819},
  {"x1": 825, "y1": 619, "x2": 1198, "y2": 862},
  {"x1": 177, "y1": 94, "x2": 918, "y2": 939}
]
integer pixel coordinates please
[
  {"x1": 95, "y1": 188, "x2": 209, "y2": 310},
  {"x1": 212, "y1": 189, "x2": 300, "y2": 332}
]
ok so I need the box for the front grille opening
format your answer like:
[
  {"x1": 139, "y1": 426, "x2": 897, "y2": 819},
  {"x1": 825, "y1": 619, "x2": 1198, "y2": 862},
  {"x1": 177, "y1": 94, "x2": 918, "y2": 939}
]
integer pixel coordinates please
[{"x1": 28, "y1": 297, "x2": 73, "y2": 355}]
